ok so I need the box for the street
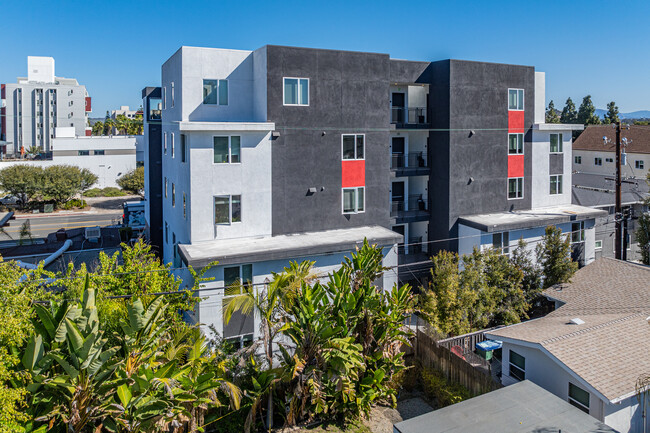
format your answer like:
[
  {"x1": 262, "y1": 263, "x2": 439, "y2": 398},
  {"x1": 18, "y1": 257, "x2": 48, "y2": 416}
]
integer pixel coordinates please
[{"x1": 0, "y1": 212, "x2": 122, "y2": 240}]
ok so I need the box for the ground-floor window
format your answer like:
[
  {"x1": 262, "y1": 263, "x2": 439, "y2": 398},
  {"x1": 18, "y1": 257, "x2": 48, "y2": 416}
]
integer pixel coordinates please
[
  {"x1": 342, "y1": 187, "x2": 365, "y2": 214},
  {"x1": 508, "y1": 178, "x2": 523, "y2": 199},
  {"x1": 222, "y1": 264, "x2": 254, "y2": 345},
  {"x1": 493, "y1": 231, "x2": 510, "y2": 255}
]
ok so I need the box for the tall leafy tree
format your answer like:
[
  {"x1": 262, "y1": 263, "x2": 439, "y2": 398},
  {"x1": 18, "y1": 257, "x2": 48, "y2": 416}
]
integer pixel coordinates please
[
  {"x1": 0, "y1": 165, "x2": 44, "y2": 207},
  {"x1": 536, "y1": 226, "x2": 578, "y2": 289},
  {"x1": 560, "y1": 97, "x2": 578, "y2": 124},
  {"x1": 510, "y1": 239, "x2": 543, "y2": 305},
  {"x1": 603, "y1": 101, "x2": 620, "y2": 124},
  {"x1": 577, "y1": 95, "x2": 601, "y2": 125},
  {"x1": 92, "y1": 121, "x2": 104, "y2": 136},
  {"x1": 41, "y1": 165, "x2": 97, "y2": 204},
  {"x1": 546, "y1": 100, "x2": 561, "y2": 123}
]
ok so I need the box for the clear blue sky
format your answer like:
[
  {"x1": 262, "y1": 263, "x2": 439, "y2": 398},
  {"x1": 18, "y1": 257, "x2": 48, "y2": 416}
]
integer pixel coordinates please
[{"x1": 3, "y1": 0, "x2": 649, "y2": 116}]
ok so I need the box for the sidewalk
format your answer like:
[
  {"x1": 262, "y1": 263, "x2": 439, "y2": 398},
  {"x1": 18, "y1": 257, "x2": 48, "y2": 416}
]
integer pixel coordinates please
[{"x1": 12, "y1": 195, "x2": 140, "y2": 219}]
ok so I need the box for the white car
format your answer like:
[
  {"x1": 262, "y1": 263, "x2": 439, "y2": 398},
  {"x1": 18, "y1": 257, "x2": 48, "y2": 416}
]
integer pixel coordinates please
[{"x1": 0, "y1": 195, "x2": 21, "y2": 206}]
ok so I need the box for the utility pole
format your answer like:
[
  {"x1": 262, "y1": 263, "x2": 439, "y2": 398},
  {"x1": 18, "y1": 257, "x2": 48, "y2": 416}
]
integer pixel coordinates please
[{"x1": 614, "y1": 121, "x2": 622, "y2": 260}]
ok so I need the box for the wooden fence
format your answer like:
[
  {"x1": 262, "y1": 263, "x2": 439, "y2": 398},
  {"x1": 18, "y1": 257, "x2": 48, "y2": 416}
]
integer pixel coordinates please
[{"x1": 413, "y1": 326, "x2": 502, "y2": 397}]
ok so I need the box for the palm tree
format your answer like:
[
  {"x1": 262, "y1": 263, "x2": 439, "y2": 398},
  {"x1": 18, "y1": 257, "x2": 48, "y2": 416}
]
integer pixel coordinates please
[
  {"x1": 115, "y1": 114, "x2": 131, "y2": 135},
  {"x1": 103, "y1": 118, "x2": 116, "y2": 136},
  {"x1": 223, "y1": 260, "x2": 316, "y2": 431}
]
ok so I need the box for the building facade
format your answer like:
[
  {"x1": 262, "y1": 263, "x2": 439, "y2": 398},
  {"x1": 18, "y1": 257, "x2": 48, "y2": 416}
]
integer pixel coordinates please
[
  {"x1": 142, "y1": 87, "x2": 164, "y2": 254},
  {"x1": 149, "y1": 45, "x2": 604, "y2": 342},
  {"x1": 1, "y1": 56, "x2": 91, "y2": 156}
]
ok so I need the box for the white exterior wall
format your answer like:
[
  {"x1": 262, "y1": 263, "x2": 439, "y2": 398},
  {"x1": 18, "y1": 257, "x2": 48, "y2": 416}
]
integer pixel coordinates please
[
  {"x1": 534, "y1": 72, "x2": 546, "y2": 124},
  {"x1": 573, "y1": 149, "x2": 650, "y2": 178},
  {"x1": 0, "y1": 136, "x2": 137, "y2": 188},
  {"x1": 531, "y1": 130, "x2": 572, "y2": 209},
  {"x1": 498, "y1": 340, "x2": 647, "y2": 433}
]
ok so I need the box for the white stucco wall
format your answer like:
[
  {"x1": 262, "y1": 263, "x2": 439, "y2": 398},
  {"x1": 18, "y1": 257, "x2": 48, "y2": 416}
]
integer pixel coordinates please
[
  {"x1": 534, "y1": 71, "x2": 546, "y2": 124},
  {"x1": 531, "y1": 130, "x2": 572, "y2": 209}
]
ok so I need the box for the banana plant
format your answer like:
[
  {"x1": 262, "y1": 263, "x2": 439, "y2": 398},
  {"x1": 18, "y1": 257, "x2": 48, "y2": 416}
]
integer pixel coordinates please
[{"x1": 22, "y1": 275, "x2": 121, "y2": 433}]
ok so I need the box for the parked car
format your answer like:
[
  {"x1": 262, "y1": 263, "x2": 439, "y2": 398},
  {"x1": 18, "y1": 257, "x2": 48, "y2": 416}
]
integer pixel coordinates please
[{"x1": 0, "y1": 195, "x2": 21, "y2": 206}]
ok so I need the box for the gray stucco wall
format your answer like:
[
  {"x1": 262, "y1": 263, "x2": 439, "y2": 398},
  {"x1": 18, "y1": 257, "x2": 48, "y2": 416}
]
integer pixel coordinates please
[
  {"x1": 265, "y1": 45, "x2": 392, "y2": 236},
  {"x1": 428, "y1": 60, "x2": 535, "y2": 251}
]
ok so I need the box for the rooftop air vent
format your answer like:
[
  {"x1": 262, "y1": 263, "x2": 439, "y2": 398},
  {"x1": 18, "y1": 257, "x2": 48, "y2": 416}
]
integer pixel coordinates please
[
  {"x1": 85, "y1": 226, "x2": 101, "y2": 242},
  {"x1": 570, "y1": 318, "x2": 585, "y2": 325}
]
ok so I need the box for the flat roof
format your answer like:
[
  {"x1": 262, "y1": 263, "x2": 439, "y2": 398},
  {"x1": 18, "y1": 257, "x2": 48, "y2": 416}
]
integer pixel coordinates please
[
  {"x1": 178, "y1": 225, "x2": 402, "y2": 267},
  {"x1": 178, "y1": 121, "x2": 275, "y2": 132},
  {"x1": 393, "y1": 380, "x2": 618, "y2": 433},
  {"x1": 458, "y1": 204, "x2": 607, "y2": 232},
  {"x1": 533, "y1": 123, "x2": 585, "y2": 131}
]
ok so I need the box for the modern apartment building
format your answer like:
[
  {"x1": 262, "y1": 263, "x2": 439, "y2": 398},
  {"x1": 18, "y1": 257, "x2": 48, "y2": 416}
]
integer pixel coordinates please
[
  {"x1": 1, "y1": 56, "x2": 92, "y2": 157},
  {"x1": 142, "y1": 87, "x2": 164, "y2": 254},
  {"x1": 149, "y1": 45, "x2": 604, "y2": 342}
]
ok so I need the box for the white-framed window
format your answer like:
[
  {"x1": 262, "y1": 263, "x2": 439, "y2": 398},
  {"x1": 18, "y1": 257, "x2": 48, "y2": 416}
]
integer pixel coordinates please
[
  {"x1": 568, "y1": 383, "x2": 590, "y2": 414},
  {"x1": 171, "y1": 133, "x2": 175, "y2": 158},
  {"x1": 203, "y1": 79, "x2": 228, "y2": 105},
  {"x1": 571, "y1": 221, "x2": 585, "y2": 243},
  {"x1": 508, "y1": 133, "x2": 523, "y2": 154},
  {"x1": 164, "y1": 177, "x2": 168, "y2": 198},
  {"x1": 636, "y1": 160, "x2": 645, "y2": 169},
  {"x1": 214, "y1": 195, "x2": 241, "y2": 224},
  {"x1": 595, "y1": 240, "x2": 603, "y2": 250},
  {"x1": 550, "y1": 133, "x2": 563, "y2": 153},
  {"x1": 493, "y1": 231, "x2": 510, "y2": 255},
  {"x1": 342, "y1": 134, "x2": 365, "y2": 160},
  {"x1": 223, "y1": 264, "x2": 254, "y2": 346},
  {"x1": 183, "y1": 192, "x2": 186, "y2": 219},
  {"x1": 213, "y1": 136, "x2": 241, "y2": 164},
  {"x1": 163, "y1": 132, "x2": 167, "y2": 155},
  {"x1": 180, "y1": 134, "x2": 187, "y2": 163},
  {"x1": 550, "y1": 175, "x2": 563, "y2": 195},
  {"x1": 172, "y1": 183, "x2": 175, "y2": 207},
  {"x1": 283, "y1": 77, "x2": 309, "y2": 106},
  {"x1": 574, "y1": 155, "x2": 582, "y2": 164},
  {"x1": 342, "y1": 187, "x2": 365, "y2": 214},
  {"x1": 509, "y1": 350, "x2": 525, "y2": 381},
  {"x1": 163, "y1": 86, "x2": 167, "y2": 109},
  {"x1": 508, "y1": 177, "x2": 523, "y2": 199},
  {"x1": 164, "y1": 222, "x2": 168, "y2": 244},
  {"x1": 508, "y1": 88, "x2": 524, "y2": 110},
  {"x1": 595, "y1": 157, "x2": 602, "y2": 166},
  {"x1": 171, "y1": 82, "x2": 175, "y2": 108}
]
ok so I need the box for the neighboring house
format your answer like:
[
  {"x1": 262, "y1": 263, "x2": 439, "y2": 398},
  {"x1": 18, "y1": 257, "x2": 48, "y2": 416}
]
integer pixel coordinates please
[
  {"x1": 0, "y1": 127, "x2": 139, "y2": 188},
  {"x1": 573, "y1": 125, "x2": 650, "y2": 178},
  {"x1": 0, "y1": 56, "x2": 92, "y2": 156},
  {"x1": 394, "y1": 380, "x2": 619, "y2": 433},
  {"x1": 572, "y1": 172, "x2": 649, "y2": 262},
  {"x1": 486, "y1": 258, "x2": 650, "y2": 433},
  {"x1": 145, "y1": 44, "x2": 605, "y2": 342}
]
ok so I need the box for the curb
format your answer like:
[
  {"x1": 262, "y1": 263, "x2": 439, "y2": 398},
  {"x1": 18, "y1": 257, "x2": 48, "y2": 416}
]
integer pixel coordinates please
[{"x1": 13, "y1": 210, "x2": 121, "y2": 219}]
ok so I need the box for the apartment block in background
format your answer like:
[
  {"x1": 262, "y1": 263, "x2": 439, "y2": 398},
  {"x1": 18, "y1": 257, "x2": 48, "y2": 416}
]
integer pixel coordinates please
[{"x1": 0, "y1": 56, "x2": 91, "y2": 157}]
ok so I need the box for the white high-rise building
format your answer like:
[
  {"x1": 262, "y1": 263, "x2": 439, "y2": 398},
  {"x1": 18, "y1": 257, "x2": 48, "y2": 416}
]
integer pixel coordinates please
[{"x1": 0, "y1": 56, "x2": 92, "y2": 157}]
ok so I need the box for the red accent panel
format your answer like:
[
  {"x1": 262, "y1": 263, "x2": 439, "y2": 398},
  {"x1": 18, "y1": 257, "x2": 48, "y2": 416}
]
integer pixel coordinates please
[
  {"x1": 1, "y1": 84, "x2": 5, "y2": 99},
  {"x1": 341, "y1": 160, "x2": 365, "y2": 188},
  {"x1": 85, "y1": 97, "x2": 92, "y2": 112},
  {"x1": 508, "y1": 155, "x2": 524, "y2": 178},
  {"x1": 508, "y1": 110, "x2": 525, "y2": 133},
  {"x1": 85, "y1": 129, "x2": 92, "y2": 137}
]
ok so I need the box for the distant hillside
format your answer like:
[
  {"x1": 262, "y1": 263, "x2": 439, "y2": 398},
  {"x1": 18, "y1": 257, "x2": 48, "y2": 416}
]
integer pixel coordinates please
[{"x1": 595, "y1": 109, "x2": 650, "y2": 120}]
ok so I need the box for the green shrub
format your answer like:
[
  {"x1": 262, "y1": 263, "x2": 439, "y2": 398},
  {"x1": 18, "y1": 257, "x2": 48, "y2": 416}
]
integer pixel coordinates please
[
  {"x1": 421, "y1": 366, "x2": 472, "y2": 407},
  {"x1": 61, "y1": 199, "x2": 87, "y2": 210},
  {"x1": 84, "y1": 188, "x2": 103, "y2": 197},
  {"x1": 102, "y1": 187, "x2": 126, "y2": 197}
]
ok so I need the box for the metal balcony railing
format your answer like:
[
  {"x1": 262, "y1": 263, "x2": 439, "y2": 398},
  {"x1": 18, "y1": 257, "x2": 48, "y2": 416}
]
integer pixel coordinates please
[
  {"x1": 391, "y1": 152, "x2": 427, "y2": 169},
  {"x1": 391, "y1": 107, "x2": 428, "y2": 126},
  {"x1": 391, "y1": 195, "x2": 429, "y2": 218}
]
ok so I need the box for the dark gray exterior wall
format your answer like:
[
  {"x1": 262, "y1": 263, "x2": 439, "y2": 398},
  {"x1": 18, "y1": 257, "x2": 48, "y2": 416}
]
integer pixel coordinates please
[
  {"x1": 265, "y1": 45, "x2": 392, "y2": 236},
  {"x1": 428, "y1": 60, "x2": 535, "y2": 252},
  {"x1": 142, "y1": 87, "x2": 163, "y2": 255}
]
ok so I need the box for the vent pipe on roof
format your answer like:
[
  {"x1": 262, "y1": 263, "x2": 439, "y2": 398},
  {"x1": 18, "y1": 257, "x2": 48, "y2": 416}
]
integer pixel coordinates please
[{"x1": 570, "y1": 318, "x2": 585, "y2": 325}]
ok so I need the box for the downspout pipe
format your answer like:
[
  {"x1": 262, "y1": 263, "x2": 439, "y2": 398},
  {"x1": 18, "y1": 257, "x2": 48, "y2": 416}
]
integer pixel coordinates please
[{"x1": 15, "y1": 239, "x2": 73, "y2": 281}]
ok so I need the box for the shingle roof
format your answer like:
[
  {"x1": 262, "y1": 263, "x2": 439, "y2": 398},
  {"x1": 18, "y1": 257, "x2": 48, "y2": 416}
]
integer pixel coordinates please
[
  {"x1": 573, "y1": 124, "x2": 650, "y2": 154},
  {"x1": 487, "y1": 258, "x2": 650, "y2": 402},
  {"x1": 572, "y1": 172, "x2": 649, "y2": 207}
]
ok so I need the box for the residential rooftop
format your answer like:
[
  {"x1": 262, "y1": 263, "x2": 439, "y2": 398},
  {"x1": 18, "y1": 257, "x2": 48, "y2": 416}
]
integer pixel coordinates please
[
  {"x1": 573, "y1": 124, "x2": 650, "y2": 154},
  {"x1": 394, "y1": 380, "x2": 618, "y2": 433},
  {"x1": 572, "y1": 172, "x2": 649, "y2": 208},
  {"x1": 487, "y1": 258, "x2": 650, "y2": 403}
]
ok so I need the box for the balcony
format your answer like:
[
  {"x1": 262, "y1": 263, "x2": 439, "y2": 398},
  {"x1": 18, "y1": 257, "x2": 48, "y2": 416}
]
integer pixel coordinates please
[
  {"x1": 391, "y1": 151, "x2": 428, "y2": 176},
  {"x1": 391, "y1": 194, "x2": 430, "y2": 223},
  {"x1": 391, "y1": 107, "x2": 429, "y2": 129}
]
